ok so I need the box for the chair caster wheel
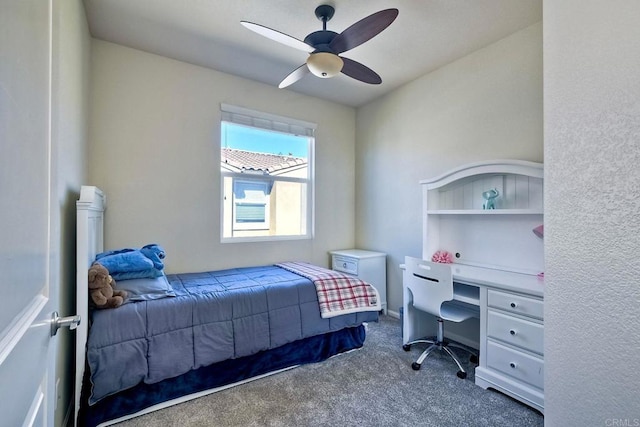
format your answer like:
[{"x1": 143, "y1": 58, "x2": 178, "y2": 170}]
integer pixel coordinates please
[
  {"x1": 402, "y1": 344, "x2": 411, "y2": 351},
  {"x1": 470, "y1": 354, "x2": 478, "y2": 364},
  {"x1": 457, "y1": 371, "x2": 467, "y2": 379},
  {"x1": 411, "y1": 362, "x2": 421, "y2": 371}
]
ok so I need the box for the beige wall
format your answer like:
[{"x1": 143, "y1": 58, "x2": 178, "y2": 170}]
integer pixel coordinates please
[
  {"x1": 52, "y1": 0, "x2": 91, "y2": 424},
  {"x1": 88, "y1": 40, "x2": 356, "y2": 272},
  {"x1": 355, "y1": 23, "x2": 543, "y2": 315},
  {"x1": 544, "y1": 1, "x2": 640, "y2": 423}
]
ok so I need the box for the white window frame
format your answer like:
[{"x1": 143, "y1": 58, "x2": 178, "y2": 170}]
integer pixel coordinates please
[{"x1": 220, "y1": 104, "x2": 315, "y2": 243}]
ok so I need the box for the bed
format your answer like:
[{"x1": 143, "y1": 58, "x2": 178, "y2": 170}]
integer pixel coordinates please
[{"x1": 74, "y1": 186, "x2": 379, "y2": 426}]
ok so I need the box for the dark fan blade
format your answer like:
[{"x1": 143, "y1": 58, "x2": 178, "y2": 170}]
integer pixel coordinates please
[
  {"x1": 329, "y1": 9, "x2": 398, "y2": 54},
  {"x1": 279, "y1": 64, "x2": 310, "y2": 88},
  {"x1": 340, "y1": 57, "x2": 382, "y2": 84},
  {"x1": 241, "y1": 21, "x2": 314, "y2": 53}
]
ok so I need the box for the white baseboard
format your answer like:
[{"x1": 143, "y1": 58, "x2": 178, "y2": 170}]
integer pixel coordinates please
[{"x1": 386, "y1": 309, "x2": 400, "y2": 319}]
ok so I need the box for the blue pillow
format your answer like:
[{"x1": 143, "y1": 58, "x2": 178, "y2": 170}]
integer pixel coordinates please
[
  {"x1": 110, "y1": 268, "x2": 164, "y2": 281},
  {"x1": 113, "y1": 274, "x2": 175, "y2": 302}
]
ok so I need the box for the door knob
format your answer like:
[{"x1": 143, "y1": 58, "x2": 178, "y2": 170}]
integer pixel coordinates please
[{"x1": 51, "y1": 311, "x2": 81, "y2": 336}]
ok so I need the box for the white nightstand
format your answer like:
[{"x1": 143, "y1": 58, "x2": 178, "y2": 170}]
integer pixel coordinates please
[{"x1": 329, "y1": 249, "x2": 387, "y2": 314}]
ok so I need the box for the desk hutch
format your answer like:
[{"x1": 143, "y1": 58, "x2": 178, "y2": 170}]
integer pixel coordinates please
[{"x1": 403, "y1": 159, "x2": 545, "y2": 413}]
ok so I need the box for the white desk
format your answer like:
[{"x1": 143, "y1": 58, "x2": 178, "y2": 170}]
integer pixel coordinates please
[
  {"x1": 402, "y1": 263, "x2": 545, "y2": 413},
  {"x1": 451, "y1": 264, "x2": 544, "y2": 298}
]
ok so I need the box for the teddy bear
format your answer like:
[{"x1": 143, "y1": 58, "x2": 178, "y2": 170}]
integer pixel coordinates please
[{"x1": 88, "y1": 263, "x2": 127, "y2": 309}]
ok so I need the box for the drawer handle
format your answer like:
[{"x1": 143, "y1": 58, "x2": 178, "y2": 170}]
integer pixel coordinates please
[
  {"x1": 510, "y1": 302, "x2": 518, "y2": 308},
  {"x1": 509, "y1": 329, "x2": 517, "y2": 336},
  {"x1": 509, "y1": 362, "x2": 517, "y2": 369}
]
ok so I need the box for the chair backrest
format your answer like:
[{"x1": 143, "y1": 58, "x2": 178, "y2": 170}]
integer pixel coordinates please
[{"x1": 404, "y1": 256, "x2": 453, "y2": 317}]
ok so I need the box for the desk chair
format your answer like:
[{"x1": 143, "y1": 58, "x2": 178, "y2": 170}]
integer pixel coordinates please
[{"x1": 402, "y1": 256, "x2": 478, "y2": 379}]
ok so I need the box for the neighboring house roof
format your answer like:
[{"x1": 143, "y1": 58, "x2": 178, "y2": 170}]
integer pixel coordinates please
[{"x1": 221, "y1": 148, "x2": 307, "y2": 175}]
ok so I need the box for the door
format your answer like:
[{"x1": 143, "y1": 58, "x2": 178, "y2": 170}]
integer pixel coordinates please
[{"x1": 0, "y1": 0, "x2": 58, "y2": 425}]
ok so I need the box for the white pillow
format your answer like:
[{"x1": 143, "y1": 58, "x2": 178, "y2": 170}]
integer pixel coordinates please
[{"x1": 114, "y1": 274, "x2": 175, "y2": 302}]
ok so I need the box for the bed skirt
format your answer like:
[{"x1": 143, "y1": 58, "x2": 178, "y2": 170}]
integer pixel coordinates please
[{"x1": 78, "y1": 324, "x2": 367, "y2": 427}]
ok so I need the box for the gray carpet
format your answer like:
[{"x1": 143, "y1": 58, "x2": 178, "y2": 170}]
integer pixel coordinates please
[{"x1": 114, "y1": 315, "x2": 544, "y2": 426}]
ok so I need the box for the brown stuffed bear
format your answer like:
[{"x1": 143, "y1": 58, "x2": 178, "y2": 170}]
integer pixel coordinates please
[{"x1": 88, "y1": 263, "x2": 127, "y2": 309}]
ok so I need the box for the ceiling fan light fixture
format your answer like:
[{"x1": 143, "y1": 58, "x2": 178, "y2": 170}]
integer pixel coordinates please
[{"x1": 306, "y1": 52, "x2": 343, "y2": 78}]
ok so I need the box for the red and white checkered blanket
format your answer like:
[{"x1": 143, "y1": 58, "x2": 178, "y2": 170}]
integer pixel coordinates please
[{"x1": 276, "y1": 262, "x2": 381, "y2": 319}]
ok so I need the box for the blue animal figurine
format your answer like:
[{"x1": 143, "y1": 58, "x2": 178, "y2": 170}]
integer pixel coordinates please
[
  {"x1": 140, "y1": 244, "x2": 166, "y2": 270},
  {"x1": 482, "y1": 188, "x2": 500, "y2": 210}
]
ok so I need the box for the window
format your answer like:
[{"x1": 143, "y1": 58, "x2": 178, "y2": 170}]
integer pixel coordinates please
[
  {"x1": 220, "y1": 104, "x2": 315, "y2": 242},
  {"x1": 233, "y1": 180, "x2": 270, "y2": 229}
]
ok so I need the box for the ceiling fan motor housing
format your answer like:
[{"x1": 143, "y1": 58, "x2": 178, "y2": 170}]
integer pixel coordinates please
[{"x1": 304, "y1": 30, "x2": 339, "y2": 53}]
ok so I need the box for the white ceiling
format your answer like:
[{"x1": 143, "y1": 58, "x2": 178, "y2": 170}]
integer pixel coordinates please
[{"x1": 83, "y1": 0, "x2": 542, "y2": 108}]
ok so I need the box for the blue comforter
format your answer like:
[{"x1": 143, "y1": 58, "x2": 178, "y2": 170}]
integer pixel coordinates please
[{"x1": 87, "y1": 265, "x2": 378, "y2": 404}]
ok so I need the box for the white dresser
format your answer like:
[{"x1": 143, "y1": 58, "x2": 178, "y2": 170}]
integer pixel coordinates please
[
  {"x1": 330, "y1": 249, "x2": 387, "y2": 314},
  {"x1": 405, "y1": 160, "x2": 545, "y2": 413}
]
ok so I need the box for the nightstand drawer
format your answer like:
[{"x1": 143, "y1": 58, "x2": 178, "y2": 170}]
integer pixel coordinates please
[
  {"x1": 488, "y1": 289, "x2": 543, "y2": 320},
  {"x1": 487, "y1": 340, "x2": 544, "y2": 390},
  {"x1": 487, "y1": 310, "x2": 543, "y2": 355},
  {"x1": 332, "y1": 255, "x2": 358, "y2": 275}
]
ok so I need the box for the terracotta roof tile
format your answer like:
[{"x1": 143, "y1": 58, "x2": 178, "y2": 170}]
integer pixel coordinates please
[{"x1": 221, "y1": 148, "x2": 306, "y2": 174}]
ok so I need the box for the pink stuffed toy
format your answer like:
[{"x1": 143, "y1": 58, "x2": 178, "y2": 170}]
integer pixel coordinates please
[
  {"x1": 533, "y1": 224, "x2": 544, "y2": 238},
  {"x1": 431, "y1": 250, "x2": 453, "y2": 264}
]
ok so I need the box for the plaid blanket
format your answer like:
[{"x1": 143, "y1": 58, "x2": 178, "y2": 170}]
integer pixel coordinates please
[{"x1": 276, "y1": 262, "x2": 381, "y2": 318}]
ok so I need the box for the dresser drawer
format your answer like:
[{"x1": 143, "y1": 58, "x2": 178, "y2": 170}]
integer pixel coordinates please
[
  {"x1": 487, "y1": 310, "x2": 543, "y2": 355},
  {"x1": 487, "y1": 340, "x2": 544, "y2": 390},
  {"x1": 332, "y1": 255, "x2": 358, "y2": 275},
  {"x1": 488, "y1": 289, "x2": 543, "y2": 320}
]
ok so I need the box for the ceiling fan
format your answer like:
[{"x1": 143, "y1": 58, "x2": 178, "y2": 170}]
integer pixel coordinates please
[{"x1": 241, "y1": 5, "x2": 399, "y2": 88}]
